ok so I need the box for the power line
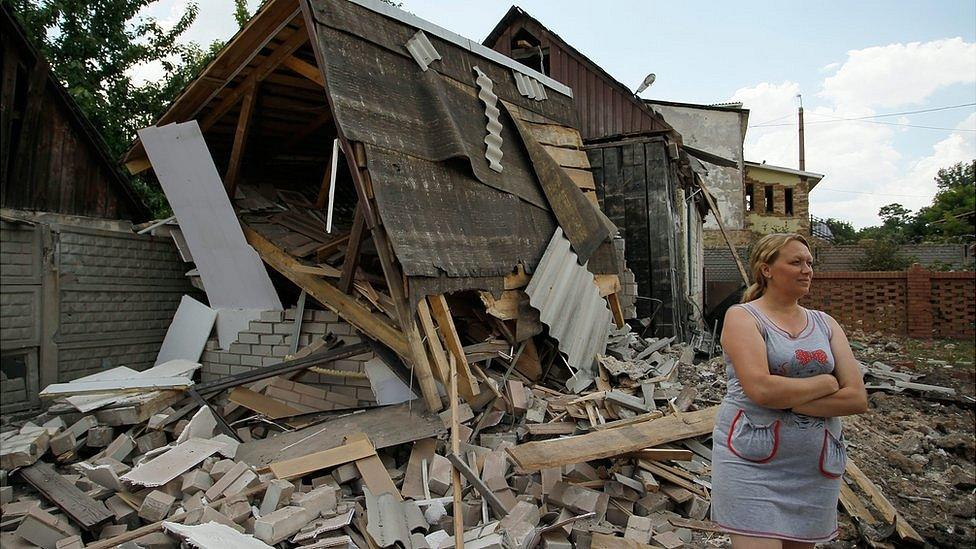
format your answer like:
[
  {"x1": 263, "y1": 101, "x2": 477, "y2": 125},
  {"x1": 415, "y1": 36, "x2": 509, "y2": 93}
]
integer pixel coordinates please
[
  {"x1": 749, "y1": 102, "x2": 976, "y2": 130},
  {"x1": 816, "y1": 186, "x2": 932, "y2": 198}
]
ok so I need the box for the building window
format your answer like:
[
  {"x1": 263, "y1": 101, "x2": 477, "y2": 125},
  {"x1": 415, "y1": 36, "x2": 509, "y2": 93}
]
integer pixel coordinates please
[
  {"x1": 764, "y1": 185, "x2": 774, "y2": 213},
  {"x1": 745, "y1": 184, "x2": 754, "y2": 212},
  {"x1": 785, "y1": 188, "x2": 794, "y2": 216}
]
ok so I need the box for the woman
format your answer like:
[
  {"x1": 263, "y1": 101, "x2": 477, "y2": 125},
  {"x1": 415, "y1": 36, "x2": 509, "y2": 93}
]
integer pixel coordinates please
[{"x1": 711, "y1": 233, "x2": 868, "y2": 548}]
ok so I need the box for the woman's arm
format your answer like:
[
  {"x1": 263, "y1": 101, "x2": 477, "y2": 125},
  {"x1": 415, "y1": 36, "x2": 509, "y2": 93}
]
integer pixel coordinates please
[
  {"x1": 723, "y1": 307, "x2": 839, "y2": 409},
  {"x1": 791, "y1": 314, "x2": 869, "y2": 417}
]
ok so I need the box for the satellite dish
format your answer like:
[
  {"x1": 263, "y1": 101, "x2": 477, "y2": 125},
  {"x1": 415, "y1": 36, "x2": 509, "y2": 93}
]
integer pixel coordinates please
[{"x1": 636, "y1": 73, "x2": 656, "y2": 95}]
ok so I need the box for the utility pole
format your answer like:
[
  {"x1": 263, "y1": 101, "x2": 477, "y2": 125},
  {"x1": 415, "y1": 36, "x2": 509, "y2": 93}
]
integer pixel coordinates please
[{"x1": 797, "y1": 94, "x2": 805, "y2": 171}]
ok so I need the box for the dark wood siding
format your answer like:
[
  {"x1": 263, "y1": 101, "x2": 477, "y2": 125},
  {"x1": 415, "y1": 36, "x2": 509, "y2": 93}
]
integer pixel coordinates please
[
  {"x1": 488, "y1": 19, "x2": 669, "y2": 142},
  {"x1": 1, "y1": 7, "x2": 143, "y2": 220},
  {"x1": 588, "y1": 138, "x2": 687, "y2": 337}
]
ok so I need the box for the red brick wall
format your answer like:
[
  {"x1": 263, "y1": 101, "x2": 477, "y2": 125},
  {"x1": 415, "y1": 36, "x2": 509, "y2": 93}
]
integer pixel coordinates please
[{"x1": 801, "y1": 266, "x2": 975, "y2": 340}]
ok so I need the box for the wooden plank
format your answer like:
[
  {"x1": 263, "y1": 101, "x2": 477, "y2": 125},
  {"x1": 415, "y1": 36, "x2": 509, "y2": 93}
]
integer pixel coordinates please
[
  {"x1": 668, "y1": 516, "x2": 725, "y2": 533},
  {"x1": 846, "y1": 460, "x2": 924, "y2": 544},
  {"x1": 270, "y1": 438, "x2": 375, "y2": 480},
  {"x1": 401, "y1": 439, "x2": 437, "y2": 499},
  {"x1": 628, "y1": 449, "x2": 694, "y2": 462},
  {"x1": 339, "y1": 205, "x2": 366, "y2": 294},
  {"x1": 243, "y1": 225, "x2": 409, "y2": 357},
  {"x1": 448, "y1": 355, "x2": 464, "y2": 548},
  {"x1": 839, "y1": 481, "x2": 878, "y2": 526},
  {"x1": 506, "y1": 407, "x2": 717, "y2": 471},
  {"x1": 525, "y1": 423, "x2": 576, "y2": 436},
  {"x1": 564, "y1": 166, "x2": 596, "y2": 191},
  {"x1": 526, "y1": 121, "x2": 583, "y2": 148},
  {"x1": 282, "y1": 55, "x2": 325, "y2": 86},
  {"x1": 607, "y1": 293, "x2": 625, "y2": 328},
  {"x1": 637, "y1": 460, "x2": 708, "y2": 499},
  {"x1": 593, "y1": 274, "x2": 621, "y2": 297},
  {"x1": 592, "y1": 532, "x2": 653, "y2": 549},
  {"x1": 345, "y1": 433, "x2": 401, "y2": 501},
  {"x1": 228, "y1": 387, "x2": 303, "y2": 419},
  {"x1": 18, "y1": 461, "x2": 111, "y2": 531},
  {"x1": 223, "y1": 82, "x2": 258, "y2": 197},
  {"x1": 427, "y1": 295, "x2": 480, "y2": 400},
  {"x1": 445, "y1": 453, "x2": 509, "y2": 518},
  {"x1": 416, "y1": 298, "x2": 451, "y2": 385},
  {"x1": 542, "y1": 145, "x2": 590, "y2": 169}
]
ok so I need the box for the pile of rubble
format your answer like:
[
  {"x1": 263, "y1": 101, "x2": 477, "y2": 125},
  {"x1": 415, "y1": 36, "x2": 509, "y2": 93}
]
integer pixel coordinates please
[{"x1": 0, "y1": 319, "x2": 730, "y2": 549}]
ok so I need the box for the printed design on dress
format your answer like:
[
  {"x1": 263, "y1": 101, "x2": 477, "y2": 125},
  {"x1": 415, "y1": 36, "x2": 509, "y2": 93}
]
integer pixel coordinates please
[
  {"x1": 791, "y1": 412, "x2": 825, "y2": 430},
  {"x1": 795, "y1": 349, "x2": 828, "y2": 365}
]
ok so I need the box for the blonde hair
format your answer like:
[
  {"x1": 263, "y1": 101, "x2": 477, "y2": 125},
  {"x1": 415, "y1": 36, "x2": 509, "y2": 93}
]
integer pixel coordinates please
[{"x1": 741, "y1": 233, "x2": 811, "y2": 303}]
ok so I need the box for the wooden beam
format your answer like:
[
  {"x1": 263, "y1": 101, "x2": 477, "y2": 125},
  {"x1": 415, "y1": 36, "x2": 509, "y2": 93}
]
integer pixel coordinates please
[
  {"x1": 18, "y1": 462, "x2": 112, "y2": 531},
  {"x1": 199, "y1": 24, "x2": 309, "y2": 133},
  {"x1": 270, "y1": 438, "x2": 375, "y2": 480},
  {"x1": 281, "y1": 55, "x2": 325, "y2": 86},
  {"x1": 506, "y1": 406, "x2": 718, "y2": 471},
  {"x1": 845, "y1": 460, "x2": 924, "y2": 544},
  {"x1": 416, "y1": 298, "x2": 451, "y2": 385},
  {"x1": 243, "y1": 225, "x2": 409, "y2": 357},
  {"x1": 696, "y1": 176, "x2": 749, "y2": 287},
  {"x1": 339, "y1": 205, "x2": 367, "y2": 294},
  {"x1": 223, "y1": 82, "x2": 258, "y2": 197},
  {"x1": 427, "y1": 295, "x2": 480, "y2": 400},
  {"x1": 449, "y1": 354, "x2": 463, "y2": 549},
  {"x1": 345, "y1": 433, "x2": 401, "y2": 501},
  {"x1": 228, "y1": 387, "x2": 302, "y2": 419}
]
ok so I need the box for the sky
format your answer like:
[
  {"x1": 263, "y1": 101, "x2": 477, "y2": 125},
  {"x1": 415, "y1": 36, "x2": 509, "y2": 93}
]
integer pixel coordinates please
[{"x1": 137, "y1": 0, "x2": 976, "y2": 228}]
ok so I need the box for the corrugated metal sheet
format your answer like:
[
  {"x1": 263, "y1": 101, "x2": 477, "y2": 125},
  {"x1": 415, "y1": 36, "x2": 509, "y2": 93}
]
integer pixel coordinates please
[
  {"x1": 473, "y1": 66, "x2": 504, "y2": 173},
  {"x1": 526, "y1": 227, "x2": 611, "y2": 392},
  {"x1": 404, "y1": 30, "x2": 440, "y2": 71},
  {"x1": 514, "y1": 71, "x2": 548, "y2": 101}
]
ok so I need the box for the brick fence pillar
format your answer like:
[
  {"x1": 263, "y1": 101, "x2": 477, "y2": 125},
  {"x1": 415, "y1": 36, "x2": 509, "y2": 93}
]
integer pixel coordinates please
[{"x1": 906, "y1": 264, "x2": 933, "y2": 338}]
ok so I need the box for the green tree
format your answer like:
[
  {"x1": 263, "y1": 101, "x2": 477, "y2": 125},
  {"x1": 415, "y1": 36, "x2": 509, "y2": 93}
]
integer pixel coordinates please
[
  {"x1": 915, "y1": 160, "x2": 976, "y2": 242},
  {"x1": 823, "y1": 218, "x2": 858, "y2": 244},
  {"x1": 855, "y1": 239, "x2": 915, "y2": 271},
  {"x1": 234, "y1": 0, "x2": 252, "y2": 28}
]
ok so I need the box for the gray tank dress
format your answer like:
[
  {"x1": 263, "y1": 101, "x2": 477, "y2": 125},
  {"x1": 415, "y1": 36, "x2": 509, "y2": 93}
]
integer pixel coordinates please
[{"x1": 711, "y1": 302, "x2": 846, "y2": 543}]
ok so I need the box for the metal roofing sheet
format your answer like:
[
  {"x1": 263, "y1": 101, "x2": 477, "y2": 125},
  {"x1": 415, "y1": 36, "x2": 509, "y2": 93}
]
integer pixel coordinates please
[{"x1": 526, "y1": 227, "x2": 611, "y2": 391}]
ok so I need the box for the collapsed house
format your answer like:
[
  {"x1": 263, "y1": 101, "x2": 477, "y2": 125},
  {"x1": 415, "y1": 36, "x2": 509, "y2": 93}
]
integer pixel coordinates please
[{"x1": 484, "y1": 7, "x2": 713, "y2": 340}]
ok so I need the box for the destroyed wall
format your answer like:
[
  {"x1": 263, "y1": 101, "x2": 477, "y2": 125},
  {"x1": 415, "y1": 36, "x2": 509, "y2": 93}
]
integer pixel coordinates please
[
  {"x1": 199, "y1": 308, "x2": 378, "y2": 408},
  {"x1": 743, "y1": 164, "x2": 811, "y2": 236},
  {"x1": 0, "y1": 216, "x2": 192, "y2": 412},
  {"x1": 588, "y1": 138, "x2": 691, "y2": 333},
  {"x1": 801, "y1": 266, "x2": 975, "y2": 340},
  {"x1": 645, "y1": 101, "x2": 748, "y2": 235}
]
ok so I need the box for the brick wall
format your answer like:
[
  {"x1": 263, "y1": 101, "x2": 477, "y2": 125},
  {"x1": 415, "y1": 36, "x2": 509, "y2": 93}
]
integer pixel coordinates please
[
  {"x1": 801, "y1": 266, "x2": 975, "y2": 340},
  {"x1": 706, "y1": 243, "x2": 974, "y2": 284},
  {"x1": 199, "y1": 308, "x2": 378, "y2": 408}
]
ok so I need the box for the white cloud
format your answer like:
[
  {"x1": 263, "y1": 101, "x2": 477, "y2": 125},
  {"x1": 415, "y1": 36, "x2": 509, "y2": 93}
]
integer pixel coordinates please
[
  {"x1": 821, "y1": 62, "x2": 840, "y2": 73},
  {"x1": 821, "y1": 38, "x2": 976, "y2": 109}
]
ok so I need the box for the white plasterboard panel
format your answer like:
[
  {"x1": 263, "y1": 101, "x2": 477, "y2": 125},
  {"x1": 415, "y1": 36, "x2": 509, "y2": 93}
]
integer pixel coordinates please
[
  {"x1": 145, "y1": 359, "x2": 201, "y2": 378},
  {"x1": 121, "y1": 438, "x2": 223, "y2": 487},
  {"x1": 215, "y1": 308, "x2": 264, "y2": 350},
  {"x1": 364, "y1": 357, "x2": 416, "y2": 405},
  {"x1": 156, "y1": 295, "x2": 218, "y2": 365},
  {"x1": 171, "y1": 228, "x2": 194, "y2": 262},
  {"x1": 40, "y1": 377, "x2": 194, "y2": 397},
  {"x1": 138, "y1": 122, "x2": 282, "y2": 312},
  {"x1": 176, "y1": 407, "x2": 218, "y2": 444},
  {"x1": 163, "y1": 521, "x2": 276, "y2": 549},
  {"x1": 64, "y1": 363, "x2": 198, "y2": 413}
]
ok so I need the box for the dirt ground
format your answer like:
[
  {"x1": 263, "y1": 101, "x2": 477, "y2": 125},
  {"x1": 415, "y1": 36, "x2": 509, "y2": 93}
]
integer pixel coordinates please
[{"x1": 684, "y1": 331, "x2": 976, "y2": 548}]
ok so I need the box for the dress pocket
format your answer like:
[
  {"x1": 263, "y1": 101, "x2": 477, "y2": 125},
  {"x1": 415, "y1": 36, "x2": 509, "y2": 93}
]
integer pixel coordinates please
[
  {"x1": 727, "y1": 409, "x2": 781, "y2": 463},
  {"x1": 819, "y1": 428, "x2": 847, "y2": 478}
]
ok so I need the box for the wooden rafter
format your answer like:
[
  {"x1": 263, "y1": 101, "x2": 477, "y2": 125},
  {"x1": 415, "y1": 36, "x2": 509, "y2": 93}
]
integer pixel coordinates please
[
  {"x1": 198, "y1": 22, "x2": 310, "y2": 133},
  {"x1": 243, "y1": 225, "x2": 409, "y2": 359},
  {"x1": 282, "y1": 55, "x2": 325, "y2": 86},
  {"x1": 339, "y1": 204, "x2": 366, "y2": 294},
  {"x1": 222, "y1": 82, "x2": 258, "y2": 197},
  {"x1": 427, "y1": 295, "x2": 481, "y2": 400}
]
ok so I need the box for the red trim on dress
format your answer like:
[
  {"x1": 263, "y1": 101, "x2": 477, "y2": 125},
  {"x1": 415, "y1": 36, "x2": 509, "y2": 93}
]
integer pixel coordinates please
[
  {"x1": 726, "y1": 409, "x2": 781, "y2": 464},
  {"x1": 819, "y1": 428, "x2": 843, "y2": 479},
  {"x1": 714, "y1": 520, "x2": 839, "y2": 543}
]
